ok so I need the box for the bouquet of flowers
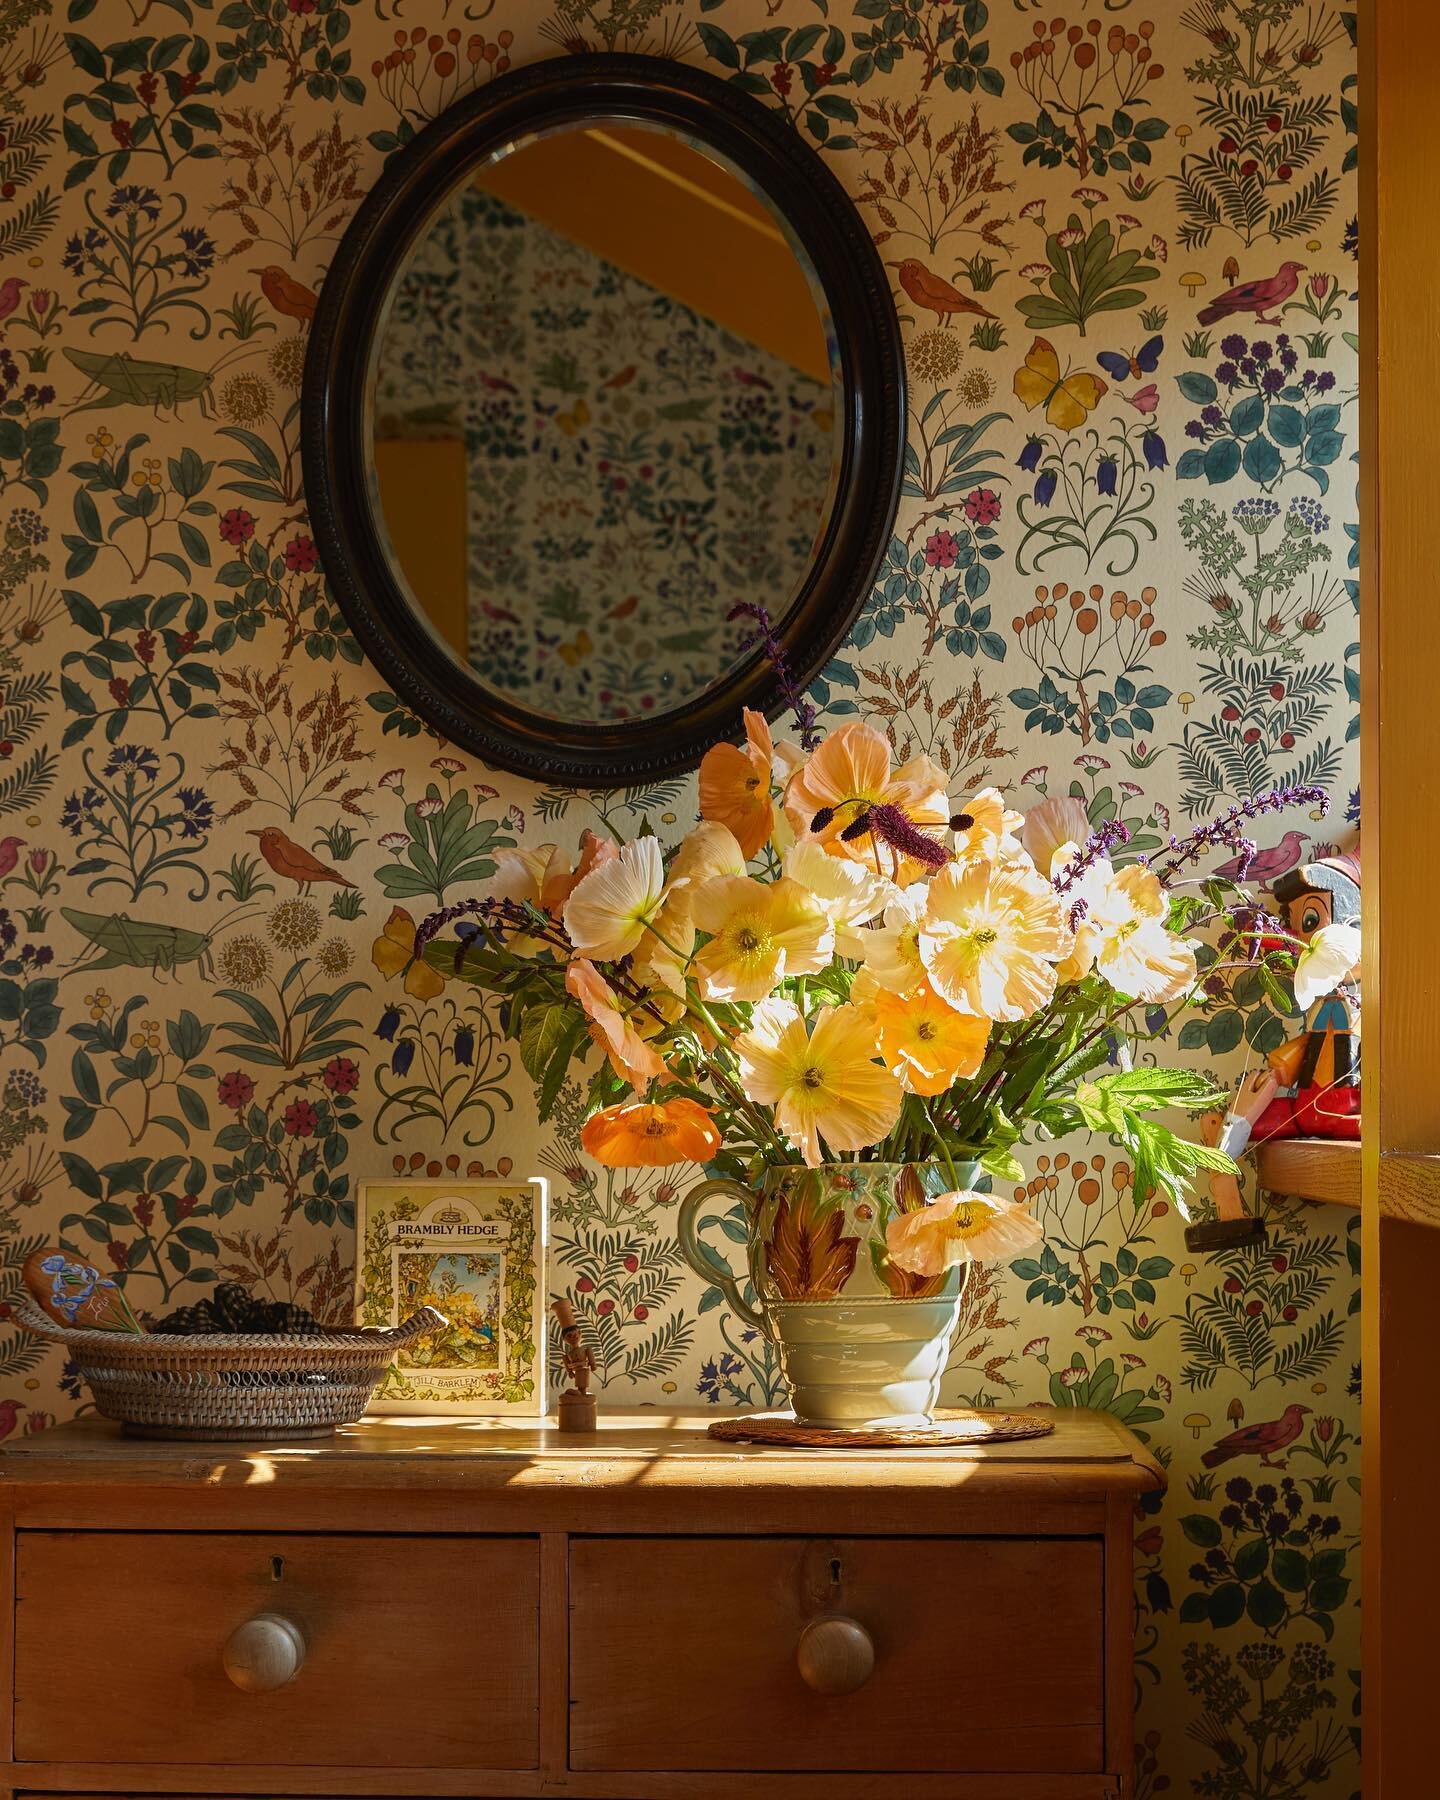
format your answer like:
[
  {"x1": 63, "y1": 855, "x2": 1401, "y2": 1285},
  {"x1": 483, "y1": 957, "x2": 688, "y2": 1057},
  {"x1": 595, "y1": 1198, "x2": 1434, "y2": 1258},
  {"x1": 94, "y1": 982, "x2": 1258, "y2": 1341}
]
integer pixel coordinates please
[{"x1": 381, "y1": 679, "x2": 1330, "y2": 1283}]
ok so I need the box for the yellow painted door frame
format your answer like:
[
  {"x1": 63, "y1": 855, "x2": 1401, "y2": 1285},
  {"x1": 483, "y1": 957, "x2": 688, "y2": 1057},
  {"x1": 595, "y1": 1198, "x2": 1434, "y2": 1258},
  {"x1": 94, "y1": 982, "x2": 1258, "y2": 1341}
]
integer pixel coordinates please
[{"x1": 1361, "y1": 4, "x2": 1440, "y2": 1789}]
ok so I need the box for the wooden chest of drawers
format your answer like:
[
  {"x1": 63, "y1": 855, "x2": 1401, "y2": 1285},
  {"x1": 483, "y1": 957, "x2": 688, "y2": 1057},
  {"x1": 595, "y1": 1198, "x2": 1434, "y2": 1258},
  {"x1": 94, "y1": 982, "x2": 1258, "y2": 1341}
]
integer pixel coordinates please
[{"x1": 0, "y1": 1411, "x2": 1161, "y2": 1799}]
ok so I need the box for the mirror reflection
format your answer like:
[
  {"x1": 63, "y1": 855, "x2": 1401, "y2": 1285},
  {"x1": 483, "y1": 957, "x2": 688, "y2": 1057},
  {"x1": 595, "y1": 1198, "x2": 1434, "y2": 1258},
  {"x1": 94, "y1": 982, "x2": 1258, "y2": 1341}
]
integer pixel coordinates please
[{"x1": 370, "y1": 121, "x2": 839, "y2": 727}]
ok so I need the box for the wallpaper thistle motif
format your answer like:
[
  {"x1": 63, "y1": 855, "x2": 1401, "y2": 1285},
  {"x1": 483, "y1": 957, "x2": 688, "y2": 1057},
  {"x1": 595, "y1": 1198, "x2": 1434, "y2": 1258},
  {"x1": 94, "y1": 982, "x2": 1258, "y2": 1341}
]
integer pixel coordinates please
[{"x1": 0, "y1": 1, "x2": 1358, "y2": 1790}]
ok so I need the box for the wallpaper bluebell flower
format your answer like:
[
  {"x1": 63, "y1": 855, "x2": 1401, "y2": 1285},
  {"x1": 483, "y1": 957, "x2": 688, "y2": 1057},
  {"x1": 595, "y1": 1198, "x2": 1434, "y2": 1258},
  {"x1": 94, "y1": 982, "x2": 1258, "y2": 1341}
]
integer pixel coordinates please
[{"x1": 0, "y1": 1, "x2": 1358, "y2": 1790}]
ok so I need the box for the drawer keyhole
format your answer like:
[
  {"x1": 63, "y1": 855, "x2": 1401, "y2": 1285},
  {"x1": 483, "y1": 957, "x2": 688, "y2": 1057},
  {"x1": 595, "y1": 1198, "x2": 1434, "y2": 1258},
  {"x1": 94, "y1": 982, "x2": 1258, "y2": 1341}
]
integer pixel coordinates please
[
  {"x1": 829, "y1": 1557, "x2": 842, "y2": 1587},
  {"x1": 271, "y1": 1555, "x2": 284, "y2": 1582}
]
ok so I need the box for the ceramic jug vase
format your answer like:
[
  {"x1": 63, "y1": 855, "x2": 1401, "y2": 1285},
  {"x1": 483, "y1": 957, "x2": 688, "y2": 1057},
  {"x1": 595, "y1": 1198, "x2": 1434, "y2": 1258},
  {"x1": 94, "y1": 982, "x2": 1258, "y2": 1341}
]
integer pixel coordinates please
[{"x1": 677, "y1": 1162, "x2": 975, "y2": 1430}]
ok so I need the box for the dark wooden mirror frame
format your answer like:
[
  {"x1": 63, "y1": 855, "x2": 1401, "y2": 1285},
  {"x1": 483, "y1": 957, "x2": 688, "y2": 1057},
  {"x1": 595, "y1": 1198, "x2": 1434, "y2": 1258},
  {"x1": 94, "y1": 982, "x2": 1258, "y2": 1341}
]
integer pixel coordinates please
[{"x1": 302, "y1": 52, "x2": 905, "y2": 788}]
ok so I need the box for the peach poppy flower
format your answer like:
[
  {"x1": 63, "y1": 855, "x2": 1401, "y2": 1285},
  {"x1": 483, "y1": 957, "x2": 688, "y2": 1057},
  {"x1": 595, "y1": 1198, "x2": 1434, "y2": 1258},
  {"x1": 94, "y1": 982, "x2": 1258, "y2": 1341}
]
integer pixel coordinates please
[
  {"x1": 493, "y1": 830, "x2": 618, "y2": 916},
  {"x1": 782, "y1": 721, "x2": 951, "y2": 880},
  {"x1": 950, "y1": 787, "x2": 1024, "y2": 869},
  {"x1": 581, "y1": 1098, "x2": 721, "y2": 1168},
  {"x1": 563, "y1": 837, "x2": 666, "y2": 960},
  {"x1": 565, "y1": 959, "x2": 668, "y2": 1087},
  {"x1": 370, "y1": 906, "x2": 445, "y2": 1000},
  {"x1": 689, "y1": 874, "x2": 833, "y2": 1002},
  {"x1": 735, "y1": 997, "x2": 902, "y2": 1166},
  {"x1": 699, "y1": 709, "x2": 775, "y2": 859},
  {"x1": 920, "y1": 859, "x2": 1070, "y2": 1021},
  {"x1": 874, "y1": 981, "x2": 991, "y2": 1096},
  {"x1": 886, "y1": 1191, "x2": 1044, "y2": 1275}
]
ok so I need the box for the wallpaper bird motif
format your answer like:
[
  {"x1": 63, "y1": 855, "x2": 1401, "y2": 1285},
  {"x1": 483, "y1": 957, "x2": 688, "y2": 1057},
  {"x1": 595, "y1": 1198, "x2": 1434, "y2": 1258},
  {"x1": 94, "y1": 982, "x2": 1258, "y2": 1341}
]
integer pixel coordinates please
[{"x1": 0, "y1": 1, "x2": 1358, "y2": 1792}]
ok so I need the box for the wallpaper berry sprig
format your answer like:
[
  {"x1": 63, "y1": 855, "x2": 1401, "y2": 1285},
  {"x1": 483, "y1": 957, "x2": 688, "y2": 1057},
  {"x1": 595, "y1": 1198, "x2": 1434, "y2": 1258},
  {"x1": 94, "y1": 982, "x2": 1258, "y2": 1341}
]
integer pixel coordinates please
[{"x1": 1, "y1": 0, "x2": 1358, "y2": 1788}]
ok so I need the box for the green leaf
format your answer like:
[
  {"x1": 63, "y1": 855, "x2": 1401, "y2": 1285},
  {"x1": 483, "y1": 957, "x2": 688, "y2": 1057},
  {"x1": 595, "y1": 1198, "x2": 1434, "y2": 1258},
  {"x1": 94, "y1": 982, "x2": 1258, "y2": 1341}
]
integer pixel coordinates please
[
  {"x1": 1181, "y1": 1513, "x2": 1222, "y2": 1548},
  {"x1": 1233, "y1": 1536, "x2": 1270, "y2": 1581},
  {"x1": 1246, "y1": 1578, "x2": 1287, "y2": 1629},
  {"x1": 1272, "y1": 1545, "x2": 1310, "y2": 1592},
  {"x1": 519, "y1": 1000, "x2": 575, "y2": 1085}
]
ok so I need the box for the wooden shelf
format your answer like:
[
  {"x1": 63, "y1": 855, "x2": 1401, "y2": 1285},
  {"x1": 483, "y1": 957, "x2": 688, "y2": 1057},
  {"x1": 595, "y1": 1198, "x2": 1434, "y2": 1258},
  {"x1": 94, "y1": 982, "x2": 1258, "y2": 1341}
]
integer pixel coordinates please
[{"x1": 1254, "y1": 1138, "x2": 1360, "y2": 1208}]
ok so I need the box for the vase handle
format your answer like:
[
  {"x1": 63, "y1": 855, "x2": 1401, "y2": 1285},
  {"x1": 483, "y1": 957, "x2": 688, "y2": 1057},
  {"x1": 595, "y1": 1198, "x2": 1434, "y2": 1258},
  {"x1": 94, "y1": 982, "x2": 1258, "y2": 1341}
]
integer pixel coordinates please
[{"x1": 676, "y1": 1177, "x2": 768, "y2": 1335}]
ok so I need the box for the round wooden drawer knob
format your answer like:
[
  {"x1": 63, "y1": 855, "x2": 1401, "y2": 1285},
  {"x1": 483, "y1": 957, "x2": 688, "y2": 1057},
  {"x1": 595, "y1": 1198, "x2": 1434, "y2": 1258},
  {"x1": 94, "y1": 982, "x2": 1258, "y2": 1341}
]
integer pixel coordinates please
[
  {"x1": 796, "y1": 1615, "x2": 875, "y2": 1695},
  {"x1": 222, "y1": 1612, "x2": 306, "y2": 1693}
]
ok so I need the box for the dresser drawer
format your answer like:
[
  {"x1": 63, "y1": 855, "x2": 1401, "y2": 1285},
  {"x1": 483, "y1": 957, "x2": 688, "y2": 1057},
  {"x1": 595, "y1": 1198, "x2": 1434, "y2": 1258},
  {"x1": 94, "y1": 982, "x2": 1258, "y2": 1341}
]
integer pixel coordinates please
[
  {"x1": 570, "y1": 1535, "x2": 1104, "y2": 1772},
  {"x1": 15, "y1": 1532, "x2": 539, "y2": 1767}
]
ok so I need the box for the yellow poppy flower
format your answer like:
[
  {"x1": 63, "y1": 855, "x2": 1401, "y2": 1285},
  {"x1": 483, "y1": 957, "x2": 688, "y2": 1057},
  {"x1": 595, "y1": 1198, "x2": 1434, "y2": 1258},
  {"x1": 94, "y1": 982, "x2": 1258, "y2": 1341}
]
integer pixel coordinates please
[
  {"x1": 920, "y1": 859, "x2": 1069, "y2": 1021},
  {"x1": 581, "y1": 1098, "x2": 721, "y2": 1167},
  {"x1": 698, "y1": 708, "x2": 775, "y2": 859},
  {"x1": 565, "y1": 958, "x2": 668, "y2": 1088},
  {"x1": 886, "y1": 1191, "x2": 1044, "y2": 1276},
  {"x1": 874, "y1": 981, "x2": 991, "y2": 1096},
  {"x1": 689, "y1": 874, "x2": 833, "y2": 1002},
  {"x1": 735, "y1": 998, "x2": 902, "y2": 1166},
  {"x1": 562, "y1": 837, "x2": 665, "y2": 960},
  {"x1": 370, "y1": 906, "x2": 444, "y2": 1000}
]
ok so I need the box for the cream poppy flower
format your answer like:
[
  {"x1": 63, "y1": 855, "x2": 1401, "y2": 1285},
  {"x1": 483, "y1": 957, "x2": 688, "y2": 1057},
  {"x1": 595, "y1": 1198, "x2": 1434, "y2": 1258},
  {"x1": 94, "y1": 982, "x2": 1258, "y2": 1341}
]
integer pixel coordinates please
[
  {"x1": 1067, "y1": 860, "x2": 1197, "y2": 1003},
  {"x1": 735, "y1": 998, "x2": 902, "y2": 1166},
  {"x1": 782, "y1": 721, "x2": 951, "y2": 880},
  {"x1": 858, "y1": 881, "x2": 930, "y2": 994},
  {"x1": 886, "y1": 1192, "x2": 1044, "y2": 1276},
  {"x1": 920, "y1": 859, "x2": 1070, "y2": 1021},
  {"x1": 782, "y1": 838, "x2": 889, "y2": 957},
  {"x1": 950, "y1": 787, "x2": 1025, "y2": 869},
  {"x1": 562, "y1": 836, "x2": 665, "y2": 960},
  {"x1": 565, "y1": 959, "x2": 668, "y2": 1088},
  {"x1": 874, "y1": 981, "x2": 991, "y2": 1096},
  {"x1": 1019, "y1": 795, "x2": 1092, "y2": 880},
  {"x1": 689, "y1": 874, "x2": 833, "y2": 1002},
  {"x1": 1293, "y1": 920, "x2": 1361, "y2": 1008}
]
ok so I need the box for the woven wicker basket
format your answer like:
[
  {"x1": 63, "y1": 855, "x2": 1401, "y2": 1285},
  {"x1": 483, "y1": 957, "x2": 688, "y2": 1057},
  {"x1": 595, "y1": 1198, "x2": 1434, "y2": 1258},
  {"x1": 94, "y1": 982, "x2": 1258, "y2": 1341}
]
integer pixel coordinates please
[{"x1": 17, "y1": 1302, "x2": 447, "y2": 1440}]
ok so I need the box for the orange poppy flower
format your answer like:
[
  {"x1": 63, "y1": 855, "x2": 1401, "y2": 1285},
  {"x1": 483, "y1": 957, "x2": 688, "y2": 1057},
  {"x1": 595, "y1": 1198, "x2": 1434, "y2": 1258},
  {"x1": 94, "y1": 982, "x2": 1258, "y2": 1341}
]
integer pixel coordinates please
[
  {"x1": 370, "y1": 906, "x2": 445, "y2": 1000},
  {"x1": 699, "y1": 708, "x2": 775, "y2": 859},
  {"x1": 580, "y1": 1098, "x2": 721, "y2": 1168}
]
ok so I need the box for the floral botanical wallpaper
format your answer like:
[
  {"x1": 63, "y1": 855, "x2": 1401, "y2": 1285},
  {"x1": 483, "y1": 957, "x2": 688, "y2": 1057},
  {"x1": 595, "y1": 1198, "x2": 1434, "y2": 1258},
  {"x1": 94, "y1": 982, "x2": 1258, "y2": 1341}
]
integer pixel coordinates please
[
  {"x1": 0, "y1": 0, "x2": 1357, "y2": 1791},
  {"x1": 375, "y1": 183, "x2": 833, "y2": 722}
]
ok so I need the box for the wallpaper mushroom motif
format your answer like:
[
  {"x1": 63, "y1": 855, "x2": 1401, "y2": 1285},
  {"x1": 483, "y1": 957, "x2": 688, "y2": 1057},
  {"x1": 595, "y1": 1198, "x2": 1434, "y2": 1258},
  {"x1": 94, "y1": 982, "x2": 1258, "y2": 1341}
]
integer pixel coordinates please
[{"x1": 0, "y1": 1, "x2": 1358, "y2": 1790}]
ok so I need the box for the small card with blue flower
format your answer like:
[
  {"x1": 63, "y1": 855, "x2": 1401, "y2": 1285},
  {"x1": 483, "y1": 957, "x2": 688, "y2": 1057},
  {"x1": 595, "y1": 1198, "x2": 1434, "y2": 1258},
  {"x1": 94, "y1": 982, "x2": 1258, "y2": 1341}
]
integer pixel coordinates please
[{"x1": 356, "y1": 1178, "x2": 547, "y2": 1415}]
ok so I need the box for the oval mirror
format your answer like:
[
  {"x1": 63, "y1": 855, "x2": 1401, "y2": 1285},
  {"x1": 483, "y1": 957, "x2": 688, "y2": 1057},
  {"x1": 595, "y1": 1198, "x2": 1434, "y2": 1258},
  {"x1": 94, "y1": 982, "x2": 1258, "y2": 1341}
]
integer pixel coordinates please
[{"x1": 304, "y1": 55, "x2": 903, "y2": 786}]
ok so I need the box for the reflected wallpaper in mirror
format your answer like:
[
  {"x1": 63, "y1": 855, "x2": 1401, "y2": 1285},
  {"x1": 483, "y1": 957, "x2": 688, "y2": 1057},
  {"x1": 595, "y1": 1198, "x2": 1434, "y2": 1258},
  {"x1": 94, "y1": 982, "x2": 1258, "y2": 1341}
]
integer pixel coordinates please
[{"x1": 370, "y1": 122, "x2": 839, "y2": 726}]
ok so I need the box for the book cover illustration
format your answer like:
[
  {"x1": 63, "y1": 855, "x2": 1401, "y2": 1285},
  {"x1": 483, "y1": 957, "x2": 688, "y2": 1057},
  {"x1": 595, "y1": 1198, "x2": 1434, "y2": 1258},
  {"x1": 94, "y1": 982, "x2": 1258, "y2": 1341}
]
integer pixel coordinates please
[{"x1": 357, "y1": 1179, "x2": 546, "y2": 1415}]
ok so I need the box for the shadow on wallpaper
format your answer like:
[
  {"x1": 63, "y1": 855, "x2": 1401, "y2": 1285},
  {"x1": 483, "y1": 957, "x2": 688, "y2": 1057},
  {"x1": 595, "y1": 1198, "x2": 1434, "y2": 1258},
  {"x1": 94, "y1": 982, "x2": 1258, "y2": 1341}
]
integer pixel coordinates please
[{"x1": 0, "y1": 1, "x2": 1359, "y2": 1793}]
